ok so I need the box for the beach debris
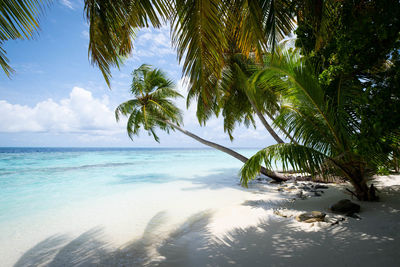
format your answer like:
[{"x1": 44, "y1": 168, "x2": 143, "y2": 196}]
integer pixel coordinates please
[
  {"x1": 275, "y1": 182, "x2": 327, "y2": 200},
  {"x1": 330, "y1": 217, "x2": 346, "y2": 226},
  {"x1": 274, "y1": 209, "x2": 291, "y2": 218},
  {"x1": 296, "y1": 190, "x2": 308, "y2": 200},
  {"x1": 330, "y1": 199, "x2": 360, "y2": 216},
  {"x1": 296, "y1": 211, "x2": 326, "y2": 223}
]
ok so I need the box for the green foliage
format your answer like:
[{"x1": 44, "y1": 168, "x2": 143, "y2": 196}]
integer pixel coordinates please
[
  {"x1": 115, "y1": 64, "x2": 183, "y2": 142},
  {"x1": 84, "y1": 0, "x2": 296, "y2": 105},
  {"x1": 240, "y1": 51, "x2": 400, "y2": 193},
  {"x1": 0, "y1": 0, "x2": 50, "y2": 76},
  {"x1": 294, "y1": 0, "x2": 400, "y2": 176},
  {"x1": 241, "y1": 143, "x2": 330, "y2": 187},
  {"x1": 217, "y1": 54, "x2": 259, "y2": 140},
  {"x1": 84, "y1": 0, "x2": 170, "y2": 86},
  {"x1": 376, "y1": 166, "x2": 390, "y2": 176}
]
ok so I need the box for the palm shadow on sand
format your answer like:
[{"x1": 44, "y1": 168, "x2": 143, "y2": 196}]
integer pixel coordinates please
[{"x1": 14, "y1": 186, "x2": 400, "y2": 267}]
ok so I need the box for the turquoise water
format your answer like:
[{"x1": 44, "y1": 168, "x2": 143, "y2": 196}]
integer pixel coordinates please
[{"x1": 0, "y1": 147, "x2": 261, "y2": 224}]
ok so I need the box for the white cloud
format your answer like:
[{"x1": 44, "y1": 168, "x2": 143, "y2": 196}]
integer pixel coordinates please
[
  {"x1": 128, "y1": 25, "x2": 175, "y2": 61},
  {"x1": 0, "y1": 87, "x2": 122, "y2": 134},
  {"x1": 60, "y1": 0, "x2": 74, "y2": 10}
]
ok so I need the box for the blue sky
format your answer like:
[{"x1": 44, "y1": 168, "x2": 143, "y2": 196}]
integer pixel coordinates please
[{"x1": 0, "y1": 0, "x2": 278, "y2": 148}]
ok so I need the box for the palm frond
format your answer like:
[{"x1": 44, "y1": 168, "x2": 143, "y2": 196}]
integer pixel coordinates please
[
  {"x1": 171, "y1": 0, "x2": 226, "y2": 109},
  {"x1": 115, "y1": 99, "x2": 140, "y2": 121},
  {"x1": 240, "y1": 143, "x2": 331, "y2": 186},
  {"x1": 233, "y1": 0, "x2": 295, "y2": 57},
  {"x1": 85, "y1": 0, "x2": 169, "y2": 86},
  {"x1": 0, "y1": 0, "x2": 49, "y2": 76},
  {"x1": 253, "y1": 51, "x2": 344, "y2": 149}
]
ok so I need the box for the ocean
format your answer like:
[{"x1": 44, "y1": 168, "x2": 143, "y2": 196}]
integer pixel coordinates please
[
  {"x1": 0, "y1": 147, "x2": 263, "y2": 224},
  {"x1": 0, "y1": 147, "x2": 285, "y2": 266}
]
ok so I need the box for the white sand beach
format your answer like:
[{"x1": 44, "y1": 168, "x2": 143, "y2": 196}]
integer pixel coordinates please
[{"x1": 2, "y1": 172, "x2": 400, "y2": 267}]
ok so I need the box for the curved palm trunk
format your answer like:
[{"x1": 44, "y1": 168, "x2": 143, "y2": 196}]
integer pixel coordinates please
[
  {"x1": 247, "y1": 98, "x2": 285, "y2": 144},
  {"x1": 349, "y1": 179, "x2": 378, "y2": 201},
  {"x1": 164, "y1": 120, "x2": 289, "y2": 182},
  {"x1": 331, "y1": 159, "x2": 379, "y2": 201}
]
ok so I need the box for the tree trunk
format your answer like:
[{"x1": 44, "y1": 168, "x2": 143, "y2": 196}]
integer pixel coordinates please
[
  {"x1": 164, "y1": 121, "x2": 289, "y2": 182},
  {"x1": 394, "y1": 151, "x2": 400, "y2": 173},
  {"x1": 247, "y1": 98, "x2": 285, "y2": 144},
  {"x1": 348, "y1": 173, "x2": 379, "y2": 201}
]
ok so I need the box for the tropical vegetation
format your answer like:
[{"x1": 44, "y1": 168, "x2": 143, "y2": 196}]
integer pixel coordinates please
[
  {"x1": 115, "y1": 64, "x2": 280, "y2": 179},
  {"x1": 2, "y1": 0, "x2": 400, "y2": 200},
  {"x1": 241, "y1": 50, "x2": 398, "y2": 201}
]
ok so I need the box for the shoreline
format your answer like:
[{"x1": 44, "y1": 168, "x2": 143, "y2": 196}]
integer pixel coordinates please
[{"x1": 3, "y1": 173, "x2": 400, "y2": 266}]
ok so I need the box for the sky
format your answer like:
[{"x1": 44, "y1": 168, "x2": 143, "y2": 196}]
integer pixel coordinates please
[{"x1": 0, "y1": 0, "x2": 279, "y2": 148}]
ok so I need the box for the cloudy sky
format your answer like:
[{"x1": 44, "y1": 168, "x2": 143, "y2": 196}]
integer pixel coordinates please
[{"x1": 0, "y1": 0, "x2": 279, "y2": 148}]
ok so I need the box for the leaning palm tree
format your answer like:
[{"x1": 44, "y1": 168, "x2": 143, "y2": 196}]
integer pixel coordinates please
[
  {"x1": 240, "y1": 51, "x2": 399, "y2": 201},
  {"x1": 116, "y1": 64, "x2": 288, "y2": 181}
]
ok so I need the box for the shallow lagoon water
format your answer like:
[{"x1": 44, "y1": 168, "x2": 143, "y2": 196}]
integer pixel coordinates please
[
  {"x1": 0, "y1": 147, "x2": 284, "y2": 266},
  {"x1": 0, "y1": 147, "x2": 263, "y2": 224}
]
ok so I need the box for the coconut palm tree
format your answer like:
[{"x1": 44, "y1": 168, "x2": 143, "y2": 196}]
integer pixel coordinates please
[
  {"x1": 116, "y1": 64, "x2": 289, "y2": 181},
  {"x1": 240, "y1": 51, "x2": 399, "y2": 201},
  {"x1": 214, "y1": 50, "x2": 297, "y2": 144}
]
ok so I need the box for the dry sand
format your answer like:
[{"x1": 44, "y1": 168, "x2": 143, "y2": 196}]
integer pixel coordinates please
[{"x1": 6, "y1": 174, "x2": 400, "y2": 267}]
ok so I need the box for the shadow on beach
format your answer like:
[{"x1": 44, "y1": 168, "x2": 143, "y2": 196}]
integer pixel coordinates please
[{"x1": 14, "y1": 183, "x2": 400, "y2": 267}]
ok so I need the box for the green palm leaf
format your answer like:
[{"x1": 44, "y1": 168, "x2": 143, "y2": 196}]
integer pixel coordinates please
[
  {"x1": 115, "y1": 64, "x2": 183, "y2": 142},
  {"x1": 0, "y1": 0, "x2": 49, "y2": 76},
  {"x1": 240, "y1": 143, "x2": 331, "y2": 186},
  {"x1": 84, "y1": 0, "x2": 169, "y2": 86}
]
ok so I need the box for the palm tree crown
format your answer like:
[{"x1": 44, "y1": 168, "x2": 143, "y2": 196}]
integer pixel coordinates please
[{"x1": 115, "y1": 64, "x2": 183, "y2": 142}]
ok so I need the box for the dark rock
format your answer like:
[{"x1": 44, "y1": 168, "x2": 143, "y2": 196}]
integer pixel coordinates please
[
  {"x1": 269, "y1": 180, "x2": 282, "y2": 184},
  {"x1": 330, "y1": 199, "x2": 360, "y2": 216},
  {"x1": 296, "y1": 211, "x2": 326, "y2": 223},
  {"x1": 315, "y1": 184, "x2": 329, "y2": 189}
]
